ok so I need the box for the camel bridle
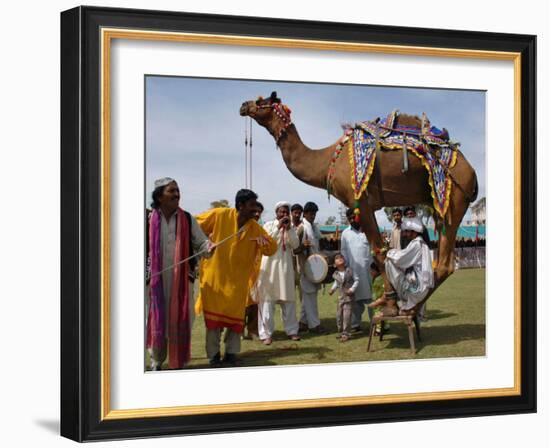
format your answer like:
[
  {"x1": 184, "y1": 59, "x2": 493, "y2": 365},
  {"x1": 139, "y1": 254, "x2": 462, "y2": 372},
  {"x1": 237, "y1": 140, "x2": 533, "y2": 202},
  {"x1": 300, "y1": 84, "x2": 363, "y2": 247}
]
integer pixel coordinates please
[{"x1": 255, "y1": 102, "x2": 293, "y2": 144}]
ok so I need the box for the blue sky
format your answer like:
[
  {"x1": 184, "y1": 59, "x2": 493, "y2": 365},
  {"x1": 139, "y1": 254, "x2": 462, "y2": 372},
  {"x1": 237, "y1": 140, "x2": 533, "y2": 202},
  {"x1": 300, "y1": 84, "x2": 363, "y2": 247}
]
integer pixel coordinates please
[{"x1": 145, "y1": 76, "x2": 485, "y2": 229}]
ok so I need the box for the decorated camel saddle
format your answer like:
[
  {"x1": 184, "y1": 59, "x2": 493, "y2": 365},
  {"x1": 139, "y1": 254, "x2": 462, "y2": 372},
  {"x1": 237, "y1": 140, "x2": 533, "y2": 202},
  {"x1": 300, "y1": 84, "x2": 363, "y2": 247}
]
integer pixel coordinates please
[{"x1": 328, "y1": 110, "x2": 459, "y2": 218}]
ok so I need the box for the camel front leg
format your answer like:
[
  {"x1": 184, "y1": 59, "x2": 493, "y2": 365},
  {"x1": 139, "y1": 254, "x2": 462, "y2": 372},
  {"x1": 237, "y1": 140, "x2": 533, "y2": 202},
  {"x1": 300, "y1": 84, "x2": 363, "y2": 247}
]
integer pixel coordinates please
[
  {"x1": 357, "y1": 200, "x2": 398, "y2": 317},
  {"x1": 357, "y1": 201, "x2": 385, "y2": 269}
]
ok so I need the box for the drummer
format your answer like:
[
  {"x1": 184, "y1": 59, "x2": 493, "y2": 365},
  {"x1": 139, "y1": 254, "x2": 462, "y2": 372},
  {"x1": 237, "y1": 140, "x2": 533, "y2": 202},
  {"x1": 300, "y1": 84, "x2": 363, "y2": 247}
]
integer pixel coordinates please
[{"x1": 295, "y1": 201, "x2": 326, "y2": 334}]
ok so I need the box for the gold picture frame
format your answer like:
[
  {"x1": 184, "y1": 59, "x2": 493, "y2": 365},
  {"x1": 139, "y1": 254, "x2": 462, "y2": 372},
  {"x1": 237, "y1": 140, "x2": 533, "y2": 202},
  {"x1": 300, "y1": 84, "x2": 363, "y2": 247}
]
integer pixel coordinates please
[{"x1": 61, "y1": 6, "x2": 536, "y2": 441}]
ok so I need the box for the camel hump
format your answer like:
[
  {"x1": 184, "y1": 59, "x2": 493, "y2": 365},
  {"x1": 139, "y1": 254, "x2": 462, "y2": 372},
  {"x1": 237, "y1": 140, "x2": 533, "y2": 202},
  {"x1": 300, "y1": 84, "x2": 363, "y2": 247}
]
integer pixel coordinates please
[
  {"x1": 394, "y1": 112, "x2": 450, "y2": 140},
  {"x1": 394, "y1": 113, "x2": 423, "y2": 128}
]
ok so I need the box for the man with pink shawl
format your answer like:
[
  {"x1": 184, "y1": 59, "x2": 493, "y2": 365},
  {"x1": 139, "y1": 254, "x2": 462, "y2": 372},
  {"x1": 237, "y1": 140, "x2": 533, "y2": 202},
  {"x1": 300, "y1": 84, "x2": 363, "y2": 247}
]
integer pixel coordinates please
[{"x1": 146, "y1": 177, "x2": 213, "y2": 370}]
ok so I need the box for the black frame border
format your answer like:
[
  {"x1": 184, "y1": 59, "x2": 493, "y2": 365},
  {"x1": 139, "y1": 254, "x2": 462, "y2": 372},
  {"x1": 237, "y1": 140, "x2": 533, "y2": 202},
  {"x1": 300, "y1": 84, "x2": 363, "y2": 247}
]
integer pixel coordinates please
[{"x1": 61, "y1": 6, "x2": 536, "y2": 442}]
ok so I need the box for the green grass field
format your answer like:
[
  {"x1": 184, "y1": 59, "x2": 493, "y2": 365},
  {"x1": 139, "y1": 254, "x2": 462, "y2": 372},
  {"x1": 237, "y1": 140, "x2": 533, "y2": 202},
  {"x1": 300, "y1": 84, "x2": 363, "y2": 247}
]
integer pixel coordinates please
[{"x1": 149, "y1": 268, "x2": 485, "y2": 369}]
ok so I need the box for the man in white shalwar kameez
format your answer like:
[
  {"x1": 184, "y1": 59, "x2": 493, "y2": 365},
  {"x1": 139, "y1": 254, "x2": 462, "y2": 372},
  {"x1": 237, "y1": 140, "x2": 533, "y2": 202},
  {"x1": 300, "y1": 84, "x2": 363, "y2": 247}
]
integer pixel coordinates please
[
  {"x1": 384, "y1": 217, "x2": 434, "y2": 314},
  {"x1": 340, "y1": 208, "x2": 373, "y2": 332},
  {"x1": 256, "y1": 202, "x2": 301, "y2": 344},
  {"x1": 389, "y1": 208, "x2": 404, "y2": 250},
  {"x1": 295, "y1": 202, "x2": 326, "y2": 333}
]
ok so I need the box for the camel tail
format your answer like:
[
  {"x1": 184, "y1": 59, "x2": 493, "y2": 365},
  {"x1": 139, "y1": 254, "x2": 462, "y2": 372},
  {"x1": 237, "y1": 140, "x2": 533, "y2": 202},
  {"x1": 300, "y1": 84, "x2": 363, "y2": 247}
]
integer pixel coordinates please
[{"x1": 470, "y1": 172, "x2": 479, "y2": 203}]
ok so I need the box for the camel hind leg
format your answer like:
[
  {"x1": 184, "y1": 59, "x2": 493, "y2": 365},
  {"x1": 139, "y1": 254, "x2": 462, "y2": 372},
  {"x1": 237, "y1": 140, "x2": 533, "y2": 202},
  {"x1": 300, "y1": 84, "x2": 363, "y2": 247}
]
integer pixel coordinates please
[
  {"x1": 407, "y1": 210, "x2": 463, "y2": 314},
  {"x1": 407, "y1": 184, "x2": 473, "y2": 312},
  {"x1": 432, "y1": 151, "x2": 479, "y2": 287},
  {"x1": 410, "y1": 208, "x2": 462, "y2": 313},
  {"x1": 433, "y1": 188, "x2": 471, "y2": 287}
]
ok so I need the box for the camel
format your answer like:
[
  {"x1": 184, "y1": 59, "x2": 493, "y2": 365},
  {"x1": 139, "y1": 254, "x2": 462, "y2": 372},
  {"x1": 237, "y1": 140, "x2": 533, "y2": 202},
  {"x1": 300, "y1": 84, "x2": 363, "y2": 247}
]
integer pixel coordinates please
[{"x1": 239, "y1": 92, "x2": 478, "y2": 312}]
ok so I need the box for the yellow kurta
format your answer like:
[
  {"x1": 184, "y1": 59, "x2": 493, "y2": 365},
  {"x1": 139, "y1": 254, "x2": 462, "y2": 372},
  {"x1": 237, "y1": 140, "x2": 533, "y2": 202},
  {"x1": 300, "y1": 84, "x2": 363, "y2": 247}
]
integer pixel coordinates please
[
  {"x1": 246, "y1": 252, "x2": 263, "y2": 307},
  {"x1": 195, "y1": 208, "x2": 277, "y2": 332}
]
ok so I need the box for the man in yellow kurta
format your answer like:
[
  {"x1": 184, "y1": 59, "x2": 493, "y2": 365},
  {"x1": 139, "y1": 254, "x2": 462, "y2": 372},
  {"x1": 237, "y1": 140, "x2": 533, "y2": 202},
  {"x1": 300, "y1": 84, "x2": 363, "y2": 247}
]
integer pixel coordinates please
[
  {"x1": 195, "y1": 190, "x2": 277, "y2": 367},
  {"x1": 243, "y1": 202, "x2": 264, "y2": 339}
]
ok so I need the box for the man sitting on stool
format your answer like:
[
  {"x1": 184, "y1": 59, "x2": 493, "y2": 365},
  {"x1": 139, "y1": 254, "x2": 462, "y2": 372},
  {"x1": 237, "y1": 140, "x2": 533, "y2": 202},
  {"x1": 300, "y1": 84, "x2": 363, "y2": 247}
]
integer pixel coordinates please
[{"x1": 370, "y1": 217, "x2": 434, "y2": 316}]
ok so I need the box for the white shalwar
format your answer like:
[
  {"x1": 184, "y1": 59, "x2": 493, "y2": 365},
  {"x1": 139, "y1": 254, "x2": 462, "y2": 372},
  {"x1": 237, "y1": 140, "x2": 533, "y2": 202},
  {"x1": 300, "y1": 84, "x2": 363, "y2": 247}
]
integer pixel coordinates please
[
  {"x1": 385, "y1": 236, "x2": 434, "y2": 310},
  {"x1": 340, "y1": 226, "x2": 372, "y2": 300},
  {"x1": 340, "y1": 226, "x2": 373, "y2": 327},
  {"x1": 257, "y1": 220, "x2": 300, "y2": 338},
  {"x1": 299, "y1": 219, "x2": 323, "y2": 328}
]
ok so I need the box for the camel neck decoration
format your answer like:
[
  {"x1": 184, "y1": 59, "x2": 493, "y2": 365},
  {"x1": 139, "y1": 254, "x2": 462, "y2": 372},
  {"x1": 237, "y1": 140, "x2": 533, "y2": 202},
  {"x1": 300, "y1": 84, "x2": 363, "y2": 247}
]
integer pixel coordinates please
[
  {"x1": 256, "y1": 98, "x2": 293, "y2": 144},
  {"x1": 240, "y1": 91, "x2": 478, "y2": 312},
  {"x1": 271, "y1": 102, "x2": 293, "y2": 143}
]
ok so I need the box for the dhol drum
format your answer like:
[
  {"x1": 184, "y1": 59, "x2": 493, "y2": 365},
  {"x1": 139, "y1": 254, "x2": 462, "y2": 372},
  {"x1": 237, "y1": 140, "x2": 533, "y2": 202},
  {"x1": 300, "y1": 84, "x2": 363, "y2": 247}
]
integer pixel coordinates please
[{"x1": 303, "y1": 253, "x2": 329, "y2": 284}]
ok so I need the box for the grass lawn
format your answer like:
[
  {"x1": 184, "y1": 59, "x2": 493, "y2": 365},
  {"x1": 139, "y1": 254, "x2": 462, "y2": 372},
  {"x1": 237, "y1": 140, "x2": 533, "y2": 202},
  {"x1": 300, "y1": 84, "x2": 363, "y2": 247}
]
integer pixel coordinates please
[{"x1": 149, "y1": 268, "x2": 485, "y2": 370}]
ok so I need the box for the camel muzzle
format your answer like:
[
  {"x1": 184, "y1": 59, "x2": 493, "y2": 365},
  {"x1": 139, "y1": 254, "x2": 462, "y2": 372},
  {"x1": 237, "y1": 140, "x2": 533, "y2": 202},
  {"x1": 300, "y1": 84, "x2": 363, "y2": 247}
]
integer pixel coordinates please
[{"x1": 239, "y1": 102, "x2": 252, "y2": 116}]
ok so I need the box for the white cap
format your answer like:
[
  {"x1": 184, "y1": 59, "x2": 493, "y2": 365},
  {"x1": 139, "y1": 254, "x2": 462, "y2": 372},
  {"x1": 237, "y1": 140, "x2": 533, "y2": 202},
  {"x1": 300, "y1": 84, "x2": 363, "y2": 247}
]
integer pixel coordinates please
[
  {"x1": 154, "y1": 177, "x2": 176, "y2": 189},
  {"x1": 274, "y1": 201, "x2": 291, "y2": 211},
  {"x1": 402, "y1": 217, "x2": 424, "y2": 233}
]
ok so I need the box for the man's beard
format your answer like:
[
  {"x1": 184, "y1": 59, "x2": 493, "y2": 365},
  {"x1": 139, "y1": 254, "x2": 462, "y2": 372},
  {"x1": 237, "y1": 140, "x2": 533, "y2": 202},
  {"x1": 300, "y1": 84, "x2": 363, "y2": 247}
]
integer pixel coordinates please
[{"x1": 400, "y1": 234, "x2": 412, "y2": 248}]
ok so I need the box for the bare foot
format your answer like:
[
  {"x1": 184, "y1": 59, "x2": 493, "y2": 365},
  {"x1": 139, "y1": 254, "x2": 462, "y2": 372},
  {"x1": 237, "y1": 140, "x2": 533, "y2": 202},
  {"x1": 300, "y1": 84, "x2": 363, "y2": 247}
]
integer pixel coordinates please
[
  {"x1": 368, "y1": 296, "x2": 387, "y2": 308},
  {"x1": 381, "y1": 304, "x2": 399, "y2": 317}
]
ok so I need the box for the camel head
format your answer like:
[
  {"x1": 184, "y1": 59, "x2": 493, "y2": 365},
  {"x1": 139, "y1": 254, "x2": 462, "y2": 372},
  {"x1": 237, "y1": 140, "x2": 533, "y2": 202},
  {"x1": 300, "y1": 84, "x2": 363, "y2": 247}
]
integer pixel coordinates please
[{"x1": 240, "y1": 91, "x2": 293, "y2": 143}]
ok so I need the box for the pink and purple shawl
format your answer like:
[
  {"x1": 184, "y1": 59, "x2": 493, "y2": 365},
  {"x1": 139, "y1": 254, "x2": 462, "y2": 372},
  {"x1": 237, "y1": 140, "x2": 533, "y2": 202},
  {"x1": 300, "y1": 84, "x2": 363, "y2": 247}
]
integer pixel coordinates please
[{"x1": 146, "y1": 208, "x2": 191, "y2": 369}]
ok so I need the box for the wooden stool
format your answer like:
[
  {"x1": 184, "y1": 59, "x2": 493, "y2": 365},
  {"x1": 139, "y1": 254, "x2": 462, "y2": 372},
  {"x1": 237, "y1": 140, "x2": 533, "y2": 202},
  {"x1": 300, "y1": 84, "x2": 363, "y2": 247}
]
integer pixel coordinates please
[{"x1": 367, "y1": 314, "x2": 422, "y2": 354}]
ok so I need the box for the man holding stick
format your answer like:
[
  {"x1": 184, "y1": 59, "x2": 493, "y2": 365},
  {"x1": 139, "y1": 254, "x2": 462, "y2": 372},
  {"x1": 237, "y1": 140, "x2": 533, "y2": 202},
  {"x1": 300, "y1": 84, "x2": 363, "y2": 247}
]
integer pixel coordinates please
[
  {"x1": 146, "y1": 177, "x2": 214, "y2": 371},
  {"x1": 195, "y1": 189, "x2": 277, "y2": 367}
]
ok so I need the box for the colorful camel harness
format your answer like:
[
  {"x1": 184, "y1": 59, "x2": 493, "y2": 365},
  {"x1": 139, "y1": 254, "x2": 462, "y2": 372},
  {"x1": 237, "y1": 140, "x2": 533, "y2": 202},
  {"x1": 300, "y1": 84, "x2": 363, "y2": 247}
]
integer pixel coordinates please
[
  {"x1": 257, "y1": 101, "x2": 293, "y2": 143},
  {"x1": 326, "y1": 110, "x2": 459, "y2": 221}
]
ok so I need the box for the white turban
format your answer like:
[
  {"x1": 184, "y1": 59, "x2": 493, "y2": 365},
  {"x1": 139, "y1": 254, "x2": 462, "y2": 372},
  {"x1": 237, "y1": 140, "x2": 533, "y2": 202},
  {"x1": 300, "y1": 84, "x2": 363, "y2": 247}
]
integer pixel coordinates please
[
  {"x1": 274, "y1": 201, "x2": 291, "y2": 211},
  {"x1": 402, "y1": 217, "x2": 424, "y2": 233},
  {"x1": 154, "y1": 177, "x2": 176, "y2": 188}
]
